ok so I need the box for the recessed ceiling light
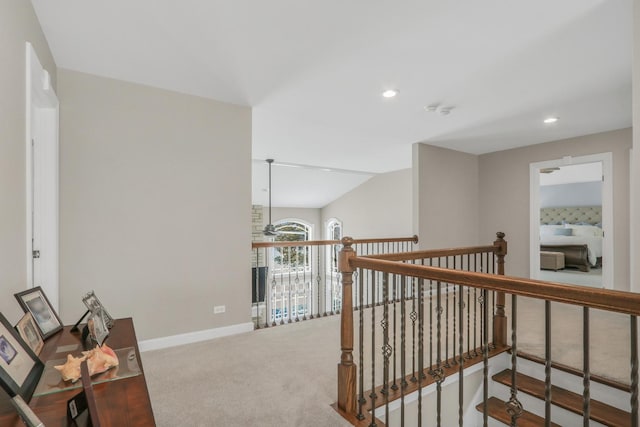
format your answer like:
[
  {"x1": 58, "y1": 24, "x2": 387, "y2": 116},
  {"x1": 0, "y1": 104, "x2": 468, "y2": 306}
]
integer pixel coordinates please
[
  {"x1": 543, "y1": 117, "x2": 558, "y2": 124},
  {"x1": 382, "y1": 89, "x2": 398, "y2": 98}
]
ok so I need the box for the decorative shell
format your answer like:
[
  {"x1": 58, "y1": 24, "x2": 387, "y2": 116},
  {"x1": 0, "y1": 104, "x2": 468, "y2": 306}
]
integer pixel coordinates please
[
  {"x1": 54, "y1": 344, "x2": 119, "y2": 383},
  {"x1": 54, "y1": 354, "x2": 86, "y2": 382}
]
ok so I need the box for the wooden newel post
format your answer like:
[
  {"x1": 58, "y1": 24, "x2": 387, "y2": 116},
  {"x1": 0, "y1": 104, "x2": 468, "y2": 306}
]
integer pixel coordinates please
[
  {"x1": 493, "y1": 232, "x2": 508, "y2": 347},
  {"x1": 337, "y1": 237, "x2": 357, "y2": 415}
]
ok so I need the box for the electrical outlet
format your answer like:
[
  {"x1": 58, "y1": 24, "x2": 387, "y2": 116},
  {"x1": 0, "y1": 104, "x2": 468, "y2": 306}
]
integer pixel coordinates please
[{"x1": 214, "y1": 305, "x2": 226, "y2": 314}]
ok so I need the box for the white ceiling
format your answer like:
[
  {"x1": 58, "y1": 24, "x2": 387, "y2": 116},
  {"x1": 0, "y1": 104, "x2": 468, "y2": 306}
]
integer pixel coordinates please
[{"x1": 31, "y1": 0, "x2": 632, "y2": 208}]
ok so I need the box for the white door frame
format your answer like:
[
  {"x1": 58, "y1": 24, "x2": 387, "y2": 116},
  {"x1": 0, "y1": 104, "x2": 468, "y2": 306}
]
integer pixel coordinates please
[
  {"x1": 25, "y1": 42, "x2": 60, "y2": 310},
  {"x1": 529, "y1": 153, "x2": 614, "y2": 289}
]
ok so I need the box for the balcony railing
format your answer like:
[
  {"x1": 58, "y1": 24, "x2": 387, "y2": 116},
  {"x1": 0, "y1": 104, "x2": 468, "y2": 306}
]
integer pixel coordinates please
[{"x1": 251, "y1": 236, "x2": 418, "y2": 329}]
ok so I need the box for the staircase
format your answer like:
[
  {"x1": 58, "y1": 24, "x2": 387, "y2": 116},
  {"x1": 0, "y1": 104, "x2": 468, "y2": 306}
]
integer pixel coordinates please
[{"x1": 478, "y1": 352, "x2": 632, "y2": 426}]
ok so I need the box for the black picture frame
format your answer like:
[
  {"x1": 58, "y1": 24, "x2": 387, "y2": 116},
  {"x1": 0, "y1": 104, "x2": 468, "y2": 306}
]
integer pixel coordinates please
[
  {"x1": 14, "y1": 286, "x2": 63, "y2": 340},
  {"x1": 0, "y1": 312, "x2": 44, "y2": 401}
]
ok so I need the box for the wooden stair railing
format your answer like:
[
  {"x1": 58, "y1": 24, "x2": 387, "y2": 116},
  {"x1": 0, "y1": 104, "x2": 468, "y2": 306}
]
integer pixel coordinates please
[{"x1": 335, "y1": 232, "x2": 640, "y2": 426}]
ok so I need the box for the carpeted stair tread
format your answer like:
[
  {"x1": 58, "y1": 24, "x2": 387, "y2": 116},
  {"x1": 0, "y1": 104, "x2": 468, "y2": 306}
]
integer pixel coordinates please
[
  {"x1": 493, "y1": 369, "x2": 631, "y2": 427},
  {"x1": 476, "y1": 396, "x2": 560, "y2": 427}
]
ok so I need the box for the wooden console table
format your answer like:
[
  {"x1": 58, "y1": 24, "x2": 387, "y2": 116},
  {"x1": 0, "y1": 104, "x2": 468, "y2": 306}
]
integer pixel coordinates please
[{"x1": 0, "y1": 318, "x2": 156, "y2": 426}]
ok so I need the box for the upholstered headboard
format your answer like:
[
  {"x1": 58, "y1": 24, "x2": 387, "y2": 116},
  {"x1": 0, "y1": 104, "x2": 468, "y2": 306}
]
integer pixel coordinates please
[{"x1": 540, "y1": 206, "x2": 602, "y2": 225}]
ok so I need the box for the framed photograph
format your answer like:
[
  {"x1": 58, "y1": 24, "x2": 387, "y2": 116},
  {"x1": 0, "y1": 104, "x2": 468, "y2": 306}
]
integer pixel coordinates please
[
  {"x1": 14, "y1": 286, "x2": 63, "y2": 339},
  {"x1": 87, "y1": 307, "x2": 109, "y2": 346},
  {"x1": 15, "y1": 313, "x2": 44, "y2": 356},
  {"x1": 0, "y1": 312, "x2": 44, "y2": 400},
  {"x1": 82, "y1": 291, "x2": 114, "y2": 329}
]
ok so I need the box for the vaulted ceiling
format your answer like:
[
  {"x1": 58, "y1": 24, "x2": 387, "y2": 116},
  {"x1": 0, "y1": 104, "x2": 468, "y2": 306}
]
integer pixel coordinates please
[{"x1": 31, "y1": 0, "x2": 632, "y2": 207}]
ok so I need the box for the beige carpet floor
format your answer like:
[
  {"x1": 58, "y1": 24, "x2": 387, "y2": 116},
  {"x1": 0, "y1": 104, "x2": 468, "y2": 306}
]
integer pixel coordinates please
[
  {"x1": 142, "y1": 315, "x2": 351, "y2": 427},
  {"x1": 141, "y1": 296, "x2": 632, "y2": 426}
]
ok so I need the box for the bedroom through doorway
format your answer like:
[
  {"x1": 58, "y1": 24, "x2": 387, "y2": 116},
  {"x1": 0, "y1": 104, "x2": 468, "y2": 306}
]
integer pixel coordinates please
[{"x1": 529, "y1": 153, "x2": 613, "y2": 289}]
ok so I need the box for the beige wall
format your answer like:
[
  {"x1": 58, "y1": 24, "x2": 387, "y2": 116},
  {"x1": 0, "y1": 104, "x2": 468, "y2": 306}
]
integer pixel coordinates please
[
  {"x1": 413, "y1": 144, "x2": 480, "y2": 249},
  {"x1": 479, "y1": 128, "x2": 632, "y2": 289},
  {"x1": 632, "y1": 0, "x2": 640, "y2": 293},
  {"x1": 0, "y1": 0, "x2": 57, "y2": 322},
  {"x1": 58, "y1": 69, "x2": 252, "y2": 340},
  {"x1": 320, "y1": 169, "x2": 412, "y2": 239}
]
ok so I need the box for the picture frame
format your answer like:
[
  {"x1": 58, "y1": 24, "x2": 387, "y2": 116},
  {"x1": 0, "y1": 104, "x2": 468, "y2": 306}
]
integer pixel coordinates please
[
  {"x1": 0, "y1": 312, "x2": 44, "y2": 401},
  {"x1": 82, "y1": 291, "x2": 114, "y2": 329},
  {"x1": 15, "y1": 313, "x2": 44, "y2": 356},
  {"x1": 87, "y1": 307, "x2": 109, "y2": 346},
  {"x1": 14, "y1": 286, "x2": 63, "y2": 340}
]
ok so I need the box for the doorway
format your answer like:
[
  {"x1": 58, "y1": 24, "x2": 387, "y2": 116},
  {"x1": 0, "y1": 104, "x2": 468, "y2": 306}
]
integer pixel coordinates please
[
  {"x1": 26, "y1": 43, "x2": 60, "y2": 310},
  {"x1": 529, "y1": 153, "x2": 613, "y2": 289}
]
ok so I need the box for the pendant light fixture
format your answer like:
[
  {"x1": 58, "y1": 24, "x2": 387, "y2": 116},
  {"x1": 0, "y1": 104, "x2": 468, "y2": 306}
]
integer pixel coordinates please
[{"x1": 263, "y1": 159, "x2": 278, "y2": 236}]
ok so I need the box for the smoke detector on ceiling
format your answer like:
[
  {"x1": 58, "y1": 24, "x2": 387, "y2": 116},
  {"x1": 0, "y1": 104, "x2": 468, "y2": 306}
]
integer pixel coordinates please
[{"x1": 424, "y1": 104, "x2": 454, "y2": 115}]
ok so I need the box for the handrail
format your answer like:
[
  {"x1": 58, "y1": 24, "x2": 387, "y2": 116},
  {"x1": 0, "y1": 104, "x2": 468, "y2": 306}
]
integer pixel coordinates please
[
  {"x1": 364, "y1": 245, "x2": 496, "y2": 261},
  {"x1": 252, "y1": 235, "x2": 418, "y2": 249},
  {"x1": 335, "y1": 232, "x2": 640, "y2": 425},
  {"x1": 349, "y1": 257, "x2": 640, "y2": 316}
]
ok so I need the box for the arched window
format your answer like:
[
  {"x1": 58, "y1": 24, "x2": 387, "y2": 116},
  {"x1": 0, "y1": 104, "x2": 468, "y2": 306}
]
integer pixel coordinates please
[
  {"x1": 326, "y1": 218, "x2": 343, "y2": 273},
  {"x1": 327, "y1": 218, "x2": 342, "y2": 241},
  {"x1": 271, "y1": 219, "x2": 312, "y2": 272},
  {"x1": 275, "y1": 220, "x2": 312, "y2": 242}
]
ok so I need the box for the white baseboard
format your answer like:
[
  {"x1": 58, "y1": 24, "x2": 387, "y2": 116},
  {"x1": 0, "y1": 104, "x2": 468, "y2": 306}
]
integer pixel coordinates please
[{"x1": 138, "y1": 322, "x2": 254, "y2": 352}]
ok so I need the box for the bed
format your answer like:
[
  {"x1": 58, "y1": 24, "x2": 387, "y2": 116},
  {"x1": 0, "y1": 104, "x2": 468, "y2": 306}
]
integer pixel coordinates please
[{"x1": 539, "y1": 206, "x2": 603, "y2": 272}]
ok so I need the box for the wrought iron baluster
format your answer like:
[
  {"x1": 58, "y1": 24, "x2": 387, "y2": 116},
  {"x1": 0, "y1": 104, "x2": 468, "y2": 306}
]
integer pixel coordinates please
[
  {"x1": 466, "y1": 255, "x2": 471, "y2": 359},
  {"x1": 253, "y1": 248, "x2": 260, "y2": 329},
  {"x1": 429, "y1": 258, "x2": 434, "y2": 373},
  {"x1": 631, "y1": 315, "x2": 638, "y2": 427},
  {"x1": 302, "y1": 246, "x2": 307, "y2": 321},
  {"x1": 444, "y1": 256, "x2": 450, "y2": 369},
  {"x1": 506, "y1": 294, "x2": 523, "y2": 426},
  {"x1": 411, "y1": 275, "x2": 417, "y2": 383},
  {"x1": 435, "y1": 281, "x2": 444, "y2": 427},
  {"x1": 382, "y1": 273, "x2": 391, "y2": 426},
  {"x1": 583, "y1": 307, "x2": 590, "y2": 427},
  {"x1": 288, "y1": 247, "x2": 294, "y2": 323},
  {"x1": 369, "y1": 273, "x2": 377, "y2": 427},
  {"x1": 545, "y1": 300, "x2": 551, "y2": 427},
  {"x1": 294, "y1": 247, "x2": 299, "y2": 322},
  {"x1": 472, "y1": 254, "x2": 478, "y2": 357},
  {"x1": 364, "y1": 245, "x2": 370, "y2": 308},
  {"x1": 263, "y1": 248, "x2": 270, "y2": 328},
  {"x1": 418, "y1": 278, "x2": 424, "y2": 427},
  {"x1": 452, "y1": 255, "x2": 457, "y2": 366},
  {"x1": 400, "y1": 275, "x2": 407, "y2": 424},
  {"x1": 317, "y1": 246, "x2": 322, "y2": 318},
  {"x1": 357, "y1": 269, "x2": 365, "y2": 421},
  {"x1": 482, "y1": 288, "x2": 489, "y2": 427},
  {"x1": 391, "y1": 274, "x2": 398, "y2": 391},
  {"x1": 309, "y1": 246, "x2": 315, "y2": 320},
  {"x1": 458, "y1": 284, "x2": 464, "y2": 427},
  {"x1": 489, "y1": 252, "x2": 496, "y2": 350},
  {"x1": 466, "y1": 285, "x2": 471, "y2": 360},
  {"x1": 279, "y1": 253, "x2": 286, "y2": 325},
  {"x1": 329, "y1": 246, "x2": 335, "y2": 316},
  {"x1": 271, "y1": 276, "x2": 277, "y2": 327}
]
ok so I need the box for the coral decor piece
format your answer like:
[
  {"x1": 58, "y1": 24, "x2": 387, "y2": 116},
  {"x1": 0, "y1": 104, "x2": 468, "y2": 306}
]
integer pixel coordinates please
[{"x1": 54, "y1": 344, "x2": 119, "y2": 382}]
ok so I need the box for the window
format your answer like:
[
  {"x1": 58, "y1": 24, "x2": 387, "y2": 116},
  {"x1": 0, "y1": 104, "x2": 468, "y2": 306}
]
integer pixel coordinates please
[
  {"x1": 326, "y1": 218, "x2": 342, "y2": 273},
  {"x1": 272, "y1": 219, "x2": 312, "y2": 272}
]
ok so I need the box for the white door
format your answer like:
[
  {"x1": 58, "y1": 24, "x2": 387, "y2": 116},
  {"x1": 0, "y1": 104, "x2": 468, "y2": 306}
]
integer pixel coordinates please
[{"x1": 26, "y1": 43, "x2": 59, "y2": 310}]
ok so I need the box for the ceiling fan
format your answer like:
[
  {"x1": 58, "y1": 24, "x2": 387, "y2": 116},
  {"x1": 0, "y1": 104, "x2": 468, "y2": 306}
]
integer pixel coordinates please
[{"x1": 539, "y1": 167, "x2": 560, "y2": 174}]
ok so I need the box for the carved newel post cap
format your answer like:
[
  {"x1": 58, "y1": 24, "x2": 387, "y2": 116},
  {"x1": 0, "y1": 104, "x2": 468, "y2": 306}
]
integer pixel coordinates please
[
  {"x1": 496, "y1": 231, "x2": 505, "y2": 240},
  {"x1": 341, "y1": 236, "x2": 355, "y2": 246}
]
